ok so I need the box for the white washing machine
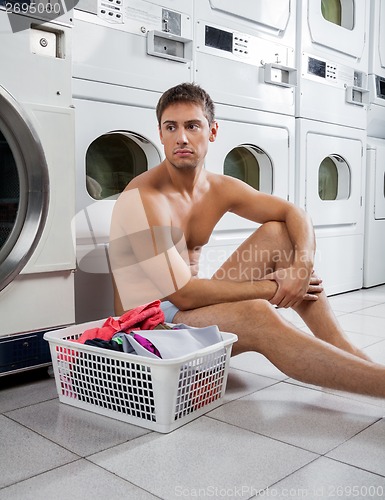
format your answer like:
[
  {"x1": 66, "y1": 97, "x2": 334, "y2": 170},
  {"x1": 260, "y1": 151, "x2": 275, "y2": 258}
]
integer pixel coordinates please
[
  {"x1": 192, "y1": 0, "x2": 297, "y2": 277},
  {"x1": 367, "y1": 0, "x2": 385, "y2": 139},
  {"x1": 363, "y1": 138, "x2": 385, "y2": 287},
  {"x1": 200, "y1": 104, "x2": 295, "y2": 278},
  {"x1": 72, "y1": 0, "x2": 196, "y2": 322},
  {"x1": 73, "y1": 0, "x2": 194, "y2": 91},
  {"x1": 295, "y1": 1, "x2": 370, "y2": 294},
  {"x1": 73, "y1": 80, "x2": 163, "y2": 322},
  {"x1": 296, "y1": 0, "x2": 370, "y2": 129},
  {"x1": 193, "y1": 0, "x2": 297, "y2": 116},
  {"x1": 295, "y1": 119, "x2": 366, "y2": 295},
  {"x1": 0, "y1": 6, "x2": 75, "y2": 373}
]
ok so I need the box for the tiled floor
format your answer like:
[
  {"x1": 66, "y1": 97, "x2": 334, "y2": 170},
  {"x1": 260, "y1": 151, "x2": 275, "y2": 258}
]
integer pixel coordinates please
[{"x1": 1, "y1": 286, "x2": 385, "y2": 499}]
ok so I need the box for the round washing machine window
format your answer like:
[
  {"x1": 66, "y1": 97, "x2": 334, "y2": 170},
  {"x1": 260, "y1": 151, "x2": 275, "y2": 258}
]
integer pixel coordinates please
[
  {"x1": 0, "y1": 88, "x2": 49, "y2": 292},
  {"x1": 0, "y1": 131, "x2": 20, "y2": 251},
  {"x1": 321, "y1": 0, "x2": 354, "y2": 30},
  {"x1": 224, "y1": 145, "x2": 273, "y2": 194},
  {"x1": 86, "y1": 132, "x2": 160, "y2": 200},
  {"x1": 318, "y1": 155, "x2": 351, "y2": 201}
]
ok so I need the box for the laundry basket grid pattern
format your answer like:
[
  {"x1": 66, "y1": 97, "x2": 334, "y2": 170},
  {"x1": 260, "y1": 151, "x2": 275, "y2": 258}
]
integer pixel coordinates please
[
  {"x1": 45, "y1": 323, "x2": 237, "y2": 433},
  {"x1": 175, "y1": 349, "x2": 227, "y2": 420},
  {"x1": 55, "y1": 345, "x2": 156, "y2": 421}
]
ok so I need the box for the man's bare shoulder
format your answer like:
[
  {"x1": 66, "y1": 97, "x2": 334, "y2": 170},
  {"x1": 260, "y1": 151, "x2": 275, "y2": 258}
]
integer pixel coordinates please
[
  {"x1": 206, "y1": 171, "x2": 247, "y2": 186},
  {"x1": 115, "y1": 165, "x2": 171, "y2": 225},
  {"x1": 125, "y1": 164, "x2": 166, "y2": 193},
  {"x1": 205, "y1": 171, "x2": 258, "y2": 198}
]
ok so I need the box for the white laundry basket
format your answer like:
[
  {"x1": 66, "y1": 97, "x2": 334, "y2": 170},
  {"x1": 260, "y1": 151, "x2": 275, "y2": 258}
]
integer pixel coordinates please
[{"x1": 44, "y1": 320, "x2": 237, "y2": 433}]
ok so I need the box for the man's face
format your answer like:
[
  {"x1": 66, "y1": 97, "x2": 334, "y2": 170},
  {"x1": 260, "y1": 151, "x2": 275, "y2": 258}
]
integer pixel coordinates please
[{"x1": 158, "y1": 102, "x2": 217, "y2": 171}]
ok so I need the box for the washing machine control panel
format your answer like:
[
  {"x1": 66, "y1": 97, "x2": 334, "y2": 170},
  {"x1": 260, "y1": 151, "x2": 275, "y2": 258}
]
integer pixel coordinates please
[
  {"x1": 197, "y1": 21, "x2": 295, "y2": 70},
  {"x1": 303, "y1": 53, "x2": 369, "y2": 106},
  {"x1": 75, "y1": 0, "x2": 193, "y2": 64},
  {"x1": 98, "y1": 0, "x2": 123, "y2": 24},
  {"x1": 304, "y1": 54, "x2": 365, "y2": 88},
  {"x1": 204, "y1": 25, "x2": 251, "y2": 59},
  {"x1": 76, "y1": 0, "x2": 192, "y2": 38}
]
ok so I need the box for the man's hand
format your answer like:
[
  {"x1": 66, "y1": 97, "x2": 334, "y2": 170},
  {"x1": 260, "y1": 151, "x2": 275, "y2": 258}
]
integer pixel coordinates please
[{"x1": 265, "y1": 268, "x2": 323, "y2": 309}]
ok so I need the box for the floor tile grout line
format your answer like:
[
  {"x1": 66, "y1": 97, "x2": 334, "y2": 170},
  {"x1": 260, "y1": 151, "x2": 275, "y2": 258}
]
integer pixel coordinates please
[
  {"x1": 204, "y1": 413, "x2": 324, "y2": 457},
  {"x1": 84, "y1": 428, "x2": 155, "y2": 460},
  {"x1": 4, "y1": 408, "x2": 157, "y2": 460},
  {"x1": 282, "y1": 378, "x2": 385, "y2": 409},
  {"x1": 228, "y1": 366, "x2": 290, "y2": 383},
  {"x1": 82, "y1": 457, "x2": 165, "y2": 499},
  {"x1": 219, "y1": 379, "x2": 286, "y2": 409},
  {"x1": 0, "y1": 394, "x2": 59, "y2": 416},
  {"x1": 337, "y1": 307, "x2": 385, "y2": 318},
  {"x1": 255, "y1": 453, "x2": 385, "y2": 498},
  {"x1": 255, "y1": 454, "x2": 324, "y2": 497},
  {"x1": 207, "y1": 409, "x2": 382, "y2": 461},
  {"x1": 323, "y1": 455, "x2": 385, "y2": 480},
  {"x1": 1, "y1": 411, "x2": 85, "y2": 457},
  {"x1": 322, "y1": 417, "x2": 384, "y2": 457},
  {"x1": 225, "y1": 375, "x2": 385, "y2": 414},
  {"x1": 0, "y1": 456, "x2": 83, "y2": 492}
]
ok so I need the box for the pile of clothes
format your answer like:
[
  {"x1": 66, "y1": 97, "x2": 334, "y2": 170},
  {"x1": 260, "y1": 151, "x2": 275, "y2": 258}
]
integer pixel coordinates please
[{"x1": 74, "y1": 300, "x2": 223, "y2": 359}]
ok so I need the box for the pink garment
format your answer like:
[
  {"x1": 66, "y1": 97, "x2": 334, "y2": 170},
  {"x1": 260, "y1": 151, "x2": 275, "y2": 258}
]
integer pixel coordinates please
[
  {"x1": 133, "y1": 333, "x2": 162, "y2": 358},
  {"x1": 74, "y1": 300, "x2": 165, "y2": 344}
]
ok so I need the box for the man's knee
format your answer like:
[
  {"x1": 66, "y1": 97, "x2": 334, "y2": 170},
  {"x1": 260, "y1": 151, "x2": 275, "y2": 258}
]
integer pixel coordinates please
[
  {"x1": 232, "y1": 300, "x2": 285, "y2": 354},
  {"x1": 257, "y1": 221, "x2": 293, "y2": 264},
  {"x1": 259, "y1": 221, "x2": 288, "y2": 241},
  {"x1": 245, "y1": 299, "x2": 283, "y2": 327}
]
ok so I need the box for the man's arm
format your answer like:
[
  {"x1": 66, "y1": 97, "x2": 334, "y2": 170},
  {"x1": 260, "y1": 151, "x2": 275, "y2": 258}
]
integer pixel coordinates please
[
  {"x1": 110, "y1": 186, "x2": 279, "y2": 312},
  {"x1": 110, "y1": 180, "x2": 319, "y2": 313},
  {"x1": 167, "y1": 275, "x2": 278, "y2": 311},
  {"x1": 265, "y1": 208, "x2": 316, "y2": 308},
  {"x1": 224, "y1": 177, "x2": 317, "y2": 308}
]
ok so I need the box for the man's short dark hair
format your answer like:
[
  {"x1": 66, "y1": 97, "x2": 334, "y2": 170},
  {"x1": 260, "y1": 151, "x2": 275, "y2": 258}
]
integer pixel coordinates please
[{"x1": 156, "y1": 83, "x2": 215, "y2": 126}]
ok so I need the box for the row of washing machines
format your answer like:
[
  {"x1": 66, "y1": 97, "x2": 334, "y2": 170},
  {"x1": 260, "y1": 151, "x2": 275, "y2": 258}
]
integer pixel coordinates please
[{"x1": 0, "y1": 0, "x2": 384, "y2": 373}]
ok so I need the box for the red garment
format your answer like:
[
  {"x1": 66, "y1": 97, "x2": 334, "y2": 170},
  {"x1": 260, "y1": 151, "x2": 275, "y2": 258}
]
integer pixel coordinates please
[{"x1": 74, "y1": 300, "x2": 165, "y2": 344}]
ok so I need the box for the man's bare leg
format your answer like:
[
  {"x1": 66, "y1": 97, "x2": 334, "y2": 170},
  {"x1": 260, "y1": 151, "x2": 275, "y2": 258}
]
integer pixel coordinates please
[
  {"x1": 292, "y1": 290, "x2": 372, "y2": 360},
  {"x1": 173, "y1": 300, "x2": 385, "y2": 397},
  {"x1": 211, "y1": 221, "x2": 371, "y2": 361}
]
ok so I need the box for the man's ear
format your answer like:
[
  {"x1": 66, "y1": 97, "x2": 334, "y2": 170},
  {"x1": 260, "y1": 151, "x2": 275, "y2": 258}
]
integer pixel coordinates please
[
  {"x1": 158, "y1": 126, "x2": 164, "y2": 144},
  {"x1": 209, "y1": 121, "x2": 219, "y2": 142}
]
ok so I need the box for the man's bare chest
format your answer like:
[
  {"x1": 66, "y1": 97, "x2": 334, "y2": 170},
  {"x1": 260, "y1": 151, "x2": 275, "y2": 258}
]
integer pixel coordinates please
[{"x1": 171, "y1": 204, "x2": 224, "y2": 250}]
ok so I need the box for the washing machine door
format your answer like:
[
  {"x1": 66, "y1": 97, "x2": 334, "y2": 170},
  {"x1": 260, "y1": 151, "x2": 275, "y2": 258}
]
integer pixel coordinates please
[
  {"x1": 74, "y1": 123, "x2": 162, "y2": 322},
  {"x1": 200, "y1": 114, "x2": 294, "y2": 278},
  {"x1": 307, "y1": 0, "x2": 367, "y2": 58},
  {"x1": 208, "y1": 0, "x2": 291, "y2": 32},
  {"x1": 85, "y1": 131, "x2": 159, "y2": 200},
  {"x1": 304, "y1": 134, "x2": 362, "y2": 226},
  {"x1": 205, "y1": 118, "x2": 292, "y2": 232},
  {"x1": 76, "y1": 129, "x2": 162, "y2": 273},
  {"x1": 0, "y1": 87, "x2": 48, "y2": 292}
]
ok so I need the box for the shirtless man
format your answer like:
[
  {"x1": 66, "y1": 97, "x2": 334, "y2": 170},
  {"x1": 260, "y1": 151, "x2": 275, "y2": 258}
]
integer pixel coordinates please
[{"x1": 110, "y1": 82, "x2": 385, "y2": 398}]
